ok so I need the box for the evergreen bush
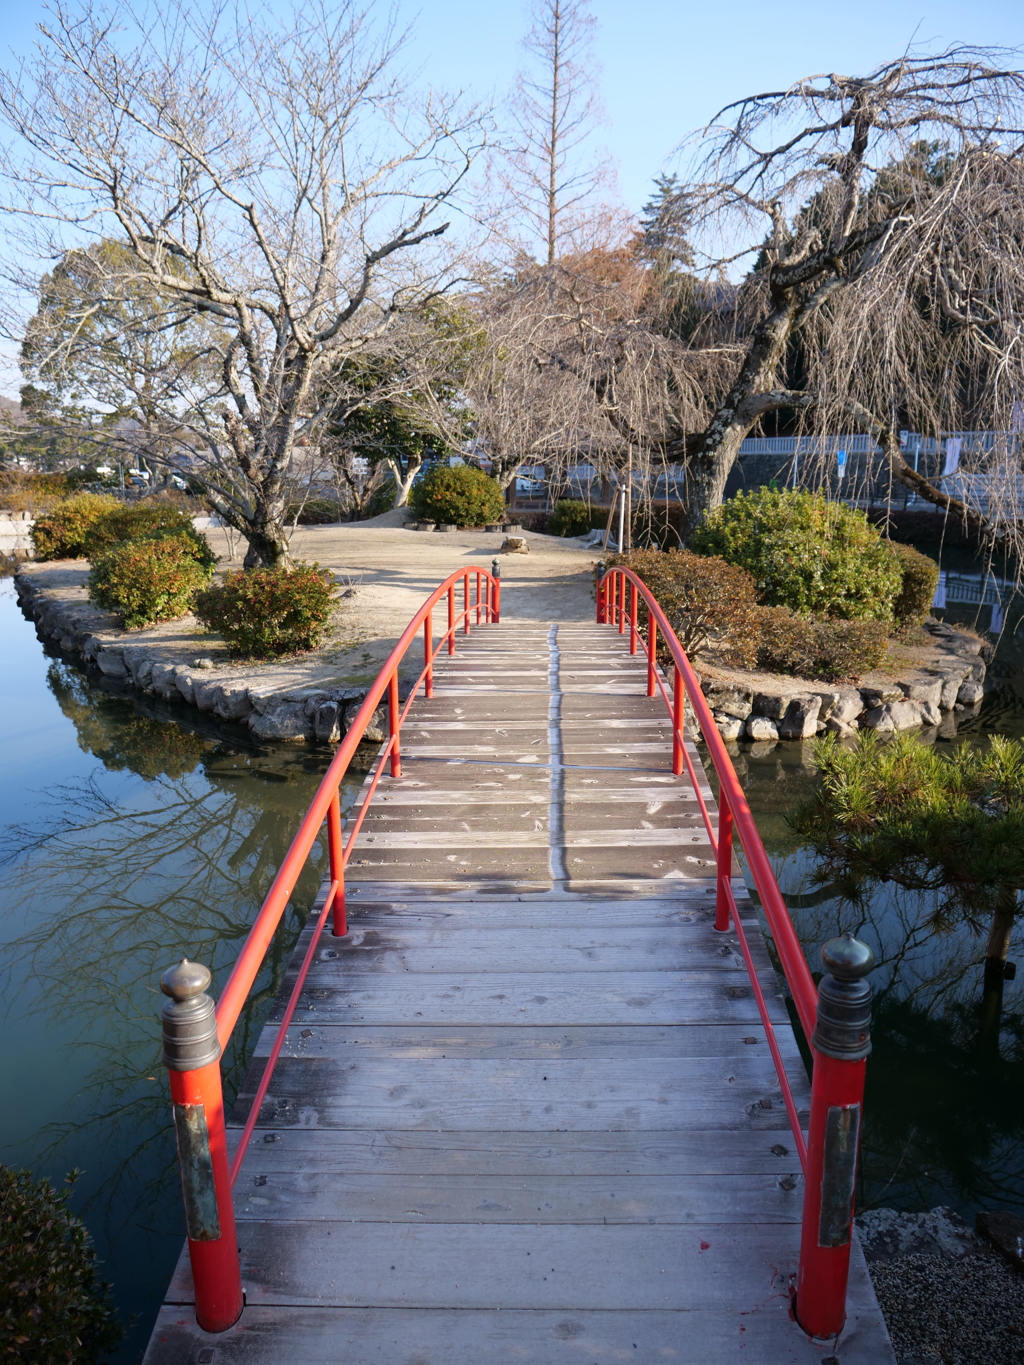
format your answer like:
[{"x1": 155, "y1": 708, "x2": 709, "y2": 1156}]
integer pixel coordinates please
[
  {"x1": 195, "y1": 563, "x2": 337, "y2": 658},
  {"x1": 88, "y1": 533, "x2": 214, "y2": 628},
  {"x1": 29, "y1": 493, "x2": 121, "y2": 560},
  {"x1": 84, "y1": 503, "x2": 216, "y2": 570},
  {"x1": 548, "y1": 500, "x2": 608, "y2": 537},
  {"x1": 755, "y1": 605, "x2": 889, "y2": 682},
  {"x1": 889, "y1": 541, "x2": 940, "y2": 630},
  {"x1": 690, "y1": 487, "x2": 902, "y2": 621},
  {"x1": 0, "y1": 1166, "x2": 122, "y2": 1364},
  {"x1": 409, "y1": 464, "x2": 504, "y2": 526},
  {"x1": 605, "y1": 548, "x2": 761, "y2": 667}
]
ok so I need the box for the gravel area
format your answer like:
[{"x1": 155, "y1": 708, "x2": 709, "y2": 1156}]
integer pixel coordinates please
[{"x1": 859, "y1": 1208, "x2": 1024, "y2": 1364}]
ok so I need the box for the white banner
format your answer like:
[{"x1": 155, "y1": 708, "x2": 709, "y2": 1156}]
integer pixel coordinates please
[{"x1": 943, "y1": 438, "x2": 962, "y2": 476}]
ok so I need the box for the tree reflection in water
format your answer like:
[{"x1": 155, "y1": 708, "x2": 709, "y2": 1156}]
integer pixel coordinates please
[
  {"x1": 0, "y1": 659, "x2": 368, "y2": 1355},
  {"x1": 730, "y1": 740, "x2": 1024, "y2": 1220}
]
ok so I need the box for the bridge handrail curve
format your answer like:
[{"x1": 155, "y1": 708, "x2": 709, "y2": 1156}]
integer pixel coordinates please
[
  {"x1": 597, "y1": 564, "x2": 819, "y2": 1163},
  {"x1": 215, "y1": 565, "x2": 499, "y2": 1179}
]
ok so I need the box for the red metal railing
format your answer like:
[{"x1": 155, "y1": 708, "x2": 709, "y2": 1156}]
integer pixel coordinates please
[
  {"x1": 598, "y1": 565, "x2": 868, "y2": 1340},
  {"x1": 161, "y1": 566, "x2": 498, "y2": 1332}
]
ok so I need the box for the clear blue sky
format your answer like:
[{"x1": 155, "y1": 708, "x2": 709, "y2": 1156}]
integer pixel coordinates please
[
  {"x1": 3, "y1": 0, "x2": 1021, "y2": 213},
  {"x1": 0, "y1": 0, "x2": 1020, "y2": 394}
]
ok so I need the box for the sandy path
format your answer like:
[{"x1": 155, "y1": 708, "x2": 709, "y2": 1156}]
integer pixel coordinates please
[{"x1": 206, "y1": 520, "x2": 602, "y2": 685}]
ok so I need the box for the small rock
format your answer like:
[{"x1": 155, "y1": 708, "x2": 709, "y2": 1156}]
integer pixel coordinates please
[
  {"x1": 778, "y1": 693, "x2": 822, "y2": 740},
  {"x1": 918, "y1": 699, "x2": 942, "y2": 727},
  {"x1": 957, "y1": 678, "x2": 985, "y2": 706},
  {"x1": 859, "y1": 685, "x2": 903, "y2": 708},
  {"x1": 862, "y1": 699, "x2": 924, "y2": 733},
  {"x1": 94, "y1": 649, "x2": 127, "y2": 678},
  {"x1": 745, "y1": 714, "x2": 779, "y2": 742},
  {"x1": 193, "y1": 657, "x2": 215, "y2": 670},
  {"x1": 898, "y1": 675, "x2": 943, "y2": 707},
  {"x1": 500, "y1": 536, "x2": 529, "y2": 554},
  {"x1": 714, "y1": 713, "x2": 744, "y2": 741},
  {"x1": 824, "y1": 717, "x2": 858, "y2": 738},
  {"x1": 248, "y1": 702, "x2": 311, "y2": 742},
  {"x1": 751, "y1": 692, "x2": 788, "y2": 721},
  {"x1": 314, "y1": 701, "x2": 344, "y2": 744}
]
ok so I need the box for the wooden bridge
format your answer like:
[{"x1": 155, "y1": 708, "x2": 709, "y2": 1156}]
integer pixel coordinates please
[{"x1": 144, "y1": 577, "x2": 895, "y2": 1363}]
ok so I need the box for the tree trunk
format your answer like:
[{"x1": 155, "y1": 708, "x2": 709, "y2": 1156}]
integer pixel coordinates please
[
  {"x1": 388, "y1": 452, "x2": 424, "y2": 508},
  {"x1": 979, "y1": 881, "x2": 1017, "y2": 1047},
  {"x1": 242, "y1": 524, "x2": 292, "y2": 569}
]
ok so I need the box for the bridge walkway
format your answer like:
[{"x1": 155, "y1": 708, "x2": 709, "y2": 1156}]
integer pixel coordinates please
[{"x1": 144, "y1": 620, "x2": 893, "y2": 1363}]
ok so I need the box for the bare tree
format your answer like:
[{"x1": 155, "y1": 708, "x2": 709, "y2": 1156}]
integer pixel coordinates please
[
  {"x1": 0, "y1": 1, "x2": 488, "y2": 565},
  {"x1": 496, "y1": 0, "x2": 621, "y2": 264},
  {"x1": 674, "y1": 50, "x2": 1024, "y2": 539}
]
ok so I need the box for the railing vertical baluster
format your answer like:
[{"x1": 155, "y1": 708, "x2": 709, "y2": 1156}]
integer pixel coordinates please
[
  {"x1": 448, "y1": 584, "x2": 456, "y2": 654},
  {"x1": 463, "y1": 572, "x2": 471, "y2": 634},
  {"x1": 797, "y1": 937, "x2": 875, "y2": 1339},
  {"x1": 476, "y1": 570, "x2": 483, "y2": 625},
  {"x1": 647, "y1": 618, "x2": 658, "y2": 697},
  {"x1": 629, "y1": 582, "x2": 638, "y2": 654},
  {"x1": 328, "y1": 791, "x2": 346, "y2": 936},
  {"x1": 617, "y1": 572, "x2": 626, "y2": 633},
  {"x1": 715, "y1": 799, "x2": 733, "y2": 932},
  {"x1": 160, "y1": 960, "x2": 243, "y2": 1334},
  {"x1": 424, "y1": 615, "x2": 433, "y2": 699},
  {"x1": 672, "y1": 662, "x2": 684, "y2": 775},
  {"x1": 388, "y1": 673, "x2": 401, "y2": 777}
]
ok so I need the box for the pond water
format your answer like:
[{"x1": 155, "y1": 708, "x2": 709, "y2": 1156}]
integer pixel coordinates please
[
  {"x1": 0, "y1": 580, "x2": 368, "y2": 1363},
  {"x1": 721, "y1": 691, "x2": 1024, "y2": 1224},
  {"x1": 3, "y1": 571, "x2": 1024, "y2": 1361}
]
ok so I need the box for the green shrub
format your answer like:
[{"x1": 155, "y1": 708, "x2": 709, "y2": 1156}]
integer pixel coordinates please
[
  {"x1": 690, "y1": 487, "x2": 902, "y2": 621},
  {"x1": 0, "y1": 1166, "x2": 122, "y2": 1364},
  {"x1": 548, "y1": 500, "x2": 608, "y2": 537},
  {"x1": 88, "y1": 533, "x2": 214, "y2": 628},
  {"x1": 606, "y1": 548, "x2": 761, "y2": 667},
  {"x1": 286, "y1": 497, "x2": 343, "y2": 526},
  {"x1": 889, "y1": 541, "x2": 940, "y2": 630},
  {"x1": 409, "y1": 464, "x2": 505, "y2": 526},
  {"x1": 29, "y1": 493, "x2": 121, "y2": 560},
  {"x1": 84, "y1": 502, "x2": 216, "y2": 569},
  {"x1": 195, "y1": 563, "x2": 337, "y2": 658},
  {"x1": 755, "y1": 605, "x2": 889, "y2": 682}
]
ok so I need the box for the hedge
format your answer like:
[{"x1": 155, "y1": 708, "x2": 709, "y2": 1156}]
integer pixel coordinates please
[
  {"x1": 195, "y1": 563, "x2": 337, "y2": 658},
  {"x1": 29, "y1": 494, "x2": 121, "y2": 560},
  {"x1": 690, "y1": 487, "x2": 902, "y2": 621},
  {"x1": 0, "y1": 1166, "x2": 121, "y2": 1363},
  {"x1": 83, "y1": 503, "x2": 216, "y2": 570},
  {"x1": 88, "y1": 533, "x2": 214, "y2": 628},
  {"x1": 409, "y1": 465, "x2": 504, "y2": 526},
  {"x1": 889, "y1": 541, "x2": 940, "y2": 630}
]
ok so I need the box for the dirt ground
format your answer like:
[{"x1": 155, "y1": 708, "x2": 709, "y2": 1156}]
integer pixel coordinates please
[{"x1": 205, "y1": 517, "x2": 602, "y2": 686}]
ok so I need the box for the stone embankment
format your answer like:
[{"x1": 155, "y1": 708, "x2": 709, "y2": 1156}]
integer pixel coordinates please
[
  {"x1": 13, "y1": 568, "x2": 404, "y2": 745},
  {"x1": 699, "y1": 620, "x2": 990, "y2": 745}
]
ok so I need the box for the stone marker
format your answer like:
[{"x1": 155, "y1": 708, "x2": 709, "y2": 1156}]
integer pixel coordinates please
[{"x1": 500, "y1": 536, "x2": 529, "y2": 554}]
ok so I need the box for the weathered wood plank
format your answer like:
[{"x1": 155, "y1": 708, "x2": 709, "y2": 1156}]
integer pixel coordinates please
[
  {"x1": 232, "y1": 1170, "x2": 804, "y2": 1224},
  {"x1": 144, "y1": 1295, "x2": 893, "y2": 1365},
  {"x1": 164, "y1": 1220, "x2": 820, "y2": 1311},
  {"x1": 226, "y1": 1125, "x2": 805, "y2": 1176},
  {"x1": 232, "y1": 1055, "x2": 803, "y2": 1131}
]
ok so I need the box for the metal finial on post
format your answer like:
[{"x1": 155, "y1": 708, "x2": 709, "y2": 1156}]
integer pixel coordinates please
[
  {"x1": 812, "y1": 934, "x2": 875, "y2": 1061},
  {"x1": 490, "y1": 558, "x2": 501, "y2": 623},
  {"x1": 796, "y1": 933, "x2": 875, "y2": 1340},
  {"x1": 161, "y1": 959, "x2": 221, "y2": 1071},
  {"x1": 159, "y1": 958, "x2": 243, "y2": 1333}
]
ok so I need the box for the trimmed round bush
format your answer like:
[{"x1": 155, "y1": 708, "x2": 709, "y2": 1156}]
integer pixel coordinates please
[
  {"x1": 755, "y1": 605, "x2": 889, "y2": 682},
  {"x1": 0, "y1": 1166, "x2": 122, "y2": 1364},
  {"x1": 690, "y1": 488, "x2": 902, "y2": 622},
  {"x1": 409, "y1": 464, "x2": 504, "y2": 526},
  {"x1": 548, "y1": 500, "x2": 608, "y2": 537},
  {"x1": 29, "y1": 492, "x2": 121, "y2": 560},
  {"x1": 195, "y1": 563, "x2": 338, "y2": 658},
  {"x1": 889, "y1": 541, "x2": 940, "y2": 630},
  {"x1": 84, "y1": 502, "x2": 216, "y2": 570},
  {"x1": 606, "y1": 548, "x2": 761, "y2": 667},
  {"x1": 88, "y1": 533, "x2": 214, "y2": 628}
]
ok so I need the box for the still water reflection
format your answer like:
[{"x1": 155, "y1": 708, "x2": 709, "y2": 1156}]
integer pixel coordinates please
[
  {"x1": 721, "y1": 717, "x2": 1024, "y2": 1225},
  {"x1": 0, "y1": 581, "x2": 366, "y2": 1361}
]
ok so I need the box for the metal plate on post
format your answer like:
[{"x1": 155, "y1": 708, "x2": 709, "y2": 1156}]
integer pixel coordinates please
[
  {"x1": 818, "y1": 1102, "x2": 860, "y2": 1247},
  {"x1": 172, "y1": 1102, "x2": 221, "y2": 1241}
]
